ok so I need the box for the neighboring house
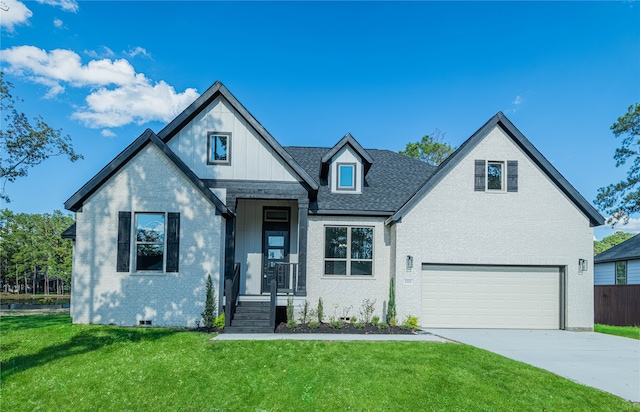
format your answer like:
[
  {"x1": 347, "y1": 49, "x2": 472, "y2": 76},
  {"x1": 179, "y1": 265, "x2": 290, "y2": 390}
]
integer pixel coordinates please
[
  {"x1": 64, "y1": 81, "x2": 604, "y2": 331},
  {"x1": 594, "y1": 234, "x2": 640, "y2": 285}
]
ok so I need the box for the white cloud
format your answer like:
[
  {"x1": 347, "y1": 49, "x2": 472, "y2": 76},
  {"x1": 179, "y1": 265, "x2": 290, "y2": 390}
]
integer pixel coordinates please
[
  {"x1": 53, "y1": 18, "x2": 63, "y2": 27},
  {"x1": 36, "y1": 0, "x2": 78, "y2": 13},
  {"x1": 126, "y1": 47, "x2": 150, "y2": 58},
  {"x1": 101, "y1": 129, "x2": 116, "y2": 137},
  {"x1": 609, "y1": 216, "x2": 640, "y2": 233},
  {"x1": 512, "y1": 95, "x2": 523, "y2": 105},
  {"x1": 73, "y1": 81, "x2": 199, "y2": 128},
  {"x1": 0, "y1": 0, "x2": 33, "y2": 32},
  {"x1": 0, "y1": 45, "x2": 199, "y2": 129},
  {"x1": 84, "y1": 47, "x2": 114, "y2": 59}
]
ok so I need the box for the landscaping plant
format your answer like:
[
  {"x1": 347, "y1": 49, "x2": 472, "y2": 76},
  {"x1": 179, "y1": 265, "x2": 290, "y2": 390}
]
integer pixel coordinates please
[
  {"x1": 387, "y1": 277, "x2": 397, "y2": 323},
  {"x1": 201, "y1": 274, "x2": 216, "y2": 328},
  {"x1": 359, "y1": 298, "x2": 376, "y2": 324},
  {"x1": 317, "y1": 297, "x2": 324, "y2": 323}
]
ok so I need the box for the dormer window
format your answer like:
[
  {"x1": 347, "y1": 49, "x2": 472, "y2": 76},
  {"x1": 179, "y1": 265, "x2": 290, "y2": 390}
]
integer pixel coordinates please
[
  {"x1": 208, "y1": 132, "x2": 231, "y2": 165},
  {"x1": 337, "y1": 163, "x2": 356, "y2": 190}
]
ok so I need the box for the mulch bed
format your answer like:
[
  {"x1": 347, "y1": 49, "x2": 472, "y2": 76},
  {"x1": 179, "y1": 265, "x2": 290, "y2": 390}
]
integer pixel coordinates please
[{"x1": 275, "y1": 322, "x2": 415, "y2": 334}]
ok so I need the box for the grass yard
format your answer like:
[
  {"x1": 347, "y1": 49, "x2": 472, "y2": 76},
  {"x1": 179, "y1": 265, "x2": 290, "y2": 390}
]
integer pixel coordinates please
[
  {"x1": 1, "y1": 316, "x2": 637, "y2": 411},
  {"x1": 595, "y1": 324, "x2": 640, "y2": 340}
]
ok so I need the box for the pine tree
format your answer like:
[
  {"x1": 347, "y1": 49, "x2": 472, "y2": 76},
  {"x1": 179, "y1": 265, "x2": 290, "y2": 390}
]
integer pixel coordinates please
[{"x1": 201, "y1": 275, "x2": 216, "y2": 328}]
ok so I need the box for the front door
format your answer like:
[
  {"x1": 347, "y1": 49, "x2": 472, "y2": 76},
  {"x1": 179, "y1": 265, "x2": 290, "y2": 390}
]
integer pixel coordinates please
[{"x1": 261, "y1": 208, "x2": 290, "y2": 293}]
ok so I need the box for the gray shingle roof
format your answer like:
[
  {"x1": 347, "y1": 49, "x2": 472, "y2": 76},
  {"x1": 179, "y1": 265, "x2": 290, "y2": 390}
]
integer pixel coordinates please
[
  {"x1": 285, "y1": 146, "x2": 436, "y2": 215},
  {"x1": 594, "y1": 234, "x2": 640, "y2": 263}
]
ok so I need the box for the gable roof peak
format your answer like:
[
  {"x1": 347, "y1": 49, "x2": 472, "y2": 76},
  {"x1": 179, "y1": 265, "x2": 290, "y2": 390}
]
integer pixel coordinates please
[{"x1": 320, "y1": 132, "x2": 374, "y2": 179}]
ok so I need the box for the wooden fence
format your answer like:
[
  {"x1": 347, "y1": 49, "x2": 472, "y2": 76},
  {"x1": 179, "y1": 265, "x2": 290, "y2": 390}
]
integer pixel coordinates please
[{"x1": 594, "y1": 285, "x2": 640, "y2": 326}]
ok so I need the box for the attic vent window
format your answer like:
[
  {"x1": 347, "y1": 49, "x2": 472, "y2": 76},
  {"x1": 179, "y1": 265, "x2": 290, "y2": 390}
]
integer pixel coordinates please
[
  {"x1": 337, "y1": 163, "x2": 356, "y2": 190},
  {"x1": 208, "y1": 132, "x2": 231, "y2": 165}
]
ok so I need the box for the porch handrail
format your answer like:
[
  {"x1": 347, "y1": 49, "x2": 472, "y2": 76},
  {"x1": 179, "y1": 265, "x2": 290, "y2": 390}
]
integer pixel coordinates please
[{"x1": 224, "y1": 263, "x2": 241, "y2": 327}]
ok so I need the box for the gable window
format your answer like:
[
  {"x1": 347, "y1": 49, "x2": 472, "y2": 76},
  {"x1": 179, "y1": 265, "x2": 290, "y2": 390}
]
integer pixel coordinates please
[
  {"x1": 117, "y1": 212, "x2": 180, "y2": 273},
  {"x1": 615, "y1": 261, "x2": 627, "y2": 285},
  {"x1": 208, "y1": 132, "x2": 231, "y2": 164},
  {"x1": 487, "y1": 161, "x2": 504, "y2": 190},
  {"x1": 475, "y1": 160, "x2": 518, "y2": 192},
  {"x1": 324, "y1": 226, "x2": 373, "y2": 276},
  {"x1": 337, "y1": 163, "x2": 356, "y2": 190}
]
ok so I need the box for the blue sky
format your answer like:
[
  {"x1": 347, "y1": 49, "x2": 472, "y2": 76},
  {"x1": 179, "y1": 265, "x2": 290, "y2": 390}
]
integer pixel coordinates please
[{"x1": 1, "y1": 1, "x2": 639, "y2": 240}]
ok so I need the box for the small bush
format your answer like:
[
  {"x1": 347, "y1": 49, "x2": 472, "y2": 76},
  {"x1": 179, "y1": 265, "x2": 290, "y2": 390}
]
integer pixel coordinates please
[
  {"x1": 377, "y1": 322, "x2": 388, "y2": 329},
  {"x1": 287, "y1": 294, "x2": 294, "y2": 321},
  {"x1": 350, "y1": 316, "x2": 357, "y2": 325},
  {"x1": 389, "y1": 317, "x2": 398, "y2": 328},
  {"x1": 298, "y1": 300, "x2": 310, "y2": 324},
  {"x1": 329, "y1": 317, "x2": 343, "y2": 329},
  {"x1": 287, "y1": 319, "x2": 298, "y2": 329},
  {"x1": 371, "y1": 316, "x2": 380, "y2": 326},
  {"x1": 387, "y1": 277, "x2": 397, "y2": 323},
  {"x1": 308, "y1": 321, "x2": 320, "y2": 329},
  {"x1": 214, "y1": 313, "x2": 225, "y2": 329},
  {"x1": 359, "y1": 299, "x2": 376, "y2": 324},
  {"x1": 201, "y1": 275, "x2": 216, "y2": 328},
  {"x1": 354, "y1": 322, "x2": 365, "y2": 329},
  {"x1": 317, "y1": 297, "x2": 324, "y2": 323},
  {"x1": 402, "y1": 315, "x2": 419, "y2": 331}
]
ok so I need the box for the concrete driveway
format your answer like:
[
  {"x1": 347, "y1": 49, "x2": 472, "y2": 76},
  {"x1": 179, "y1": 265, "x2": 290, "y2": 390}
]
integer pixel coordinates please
[{"x1": 429, "y1": 329, "x2": 639, "y2": 402}]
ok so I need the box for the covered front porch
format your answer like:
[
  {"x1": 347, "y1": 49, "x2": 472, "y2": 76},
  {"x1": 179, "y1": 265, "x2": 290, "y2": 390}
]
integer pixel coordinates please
[{"x1": 217, "y1": 180, "x2": 310, "y2": 331}]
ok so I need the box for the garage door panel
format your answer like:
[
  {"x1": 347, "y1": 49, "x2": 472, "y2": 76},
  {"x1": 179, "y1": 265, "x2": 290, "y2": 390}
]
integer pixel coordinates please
[{"x1": 421, "y1": 265, "x2": 560, "y2": 329}]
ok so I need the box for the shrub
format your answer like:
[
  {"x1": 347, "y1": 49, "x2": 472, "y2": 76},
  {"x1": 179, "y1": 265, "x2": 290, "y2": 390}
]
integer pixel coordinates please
[
  {"x1": 201, "y1": 275, "x2": 216, "y2": 328},
  {"x1": 329, "y1": 317, "x2": 343, "y2": 329},
  {"x1": 287, "y1": 294, "x2": 294, "y2": 321},
  {"x1": 317, "y1": 297, "x2": 324, "y2": 323},
  {"x1": 377, "y1": 322, "x2": 388, "y2": 329},
  {"x1": 298, "y1": 300, "x2": 310, "y2": 324},
  {"x1": 359, "y1": 299, "x2": 376, "y2": 324},
  {"x1": 214, "y1": 313, "x2": 225, "y2": 329},
  {"x1": 340, "y1": 304, "x2": 353, "y2": 320},
  {"x1": 389, "y1": 317, "x2": 398, "y2": 328},
  {"x1": 287, "y1": 319, "x2": 298, "y2": 329},
  {"x1": 387, "y1": 277, "x2": 396, "y2": 323},
  {"x1": 308, "y1": 321, "x2": 320, "y2": 329},
  {"x1": 350, "y1": 316, "x2": 357, "y2": 325},
  {"x1": 355, "y1": 322, "x2": 365, "y2": 329},
  {"x1": 402, "y1": 315, "x2": 420, "y2": 331},
  {"x1": 371, "y1": 316, "x2": 380, "y2": 326}
]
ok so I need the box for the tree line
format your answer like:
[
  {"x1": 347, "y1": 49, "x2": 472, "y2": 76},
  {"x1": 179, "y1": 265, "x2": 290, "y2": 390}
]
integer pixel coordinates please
[{"x1": 0, "y1": 210, "x2": 75, "y2": 295}]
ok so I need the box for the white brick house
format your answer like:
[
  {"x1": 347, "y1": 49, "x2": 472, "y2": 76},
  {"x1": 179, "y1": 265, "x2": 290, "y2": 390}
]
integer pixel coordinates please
[{"x1": 64, "y1": 82, "x2": 604, "y2": 331}]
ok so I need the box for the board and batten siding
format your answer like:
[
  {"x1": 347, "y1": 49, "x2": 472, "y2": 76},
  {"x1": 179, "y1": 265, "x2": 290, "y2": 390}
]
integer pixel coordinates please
[
  {"x1": 329, "y1": 146, "x2": 363, "y2": 193},
  {"x1": 595, "y1": 260, "x2": 640, "y2": 285},
  {"x1": 393, "y1": 125, "x2": 595, "y2": 330},
  {"x1": 167, "y1": 97, "x2": 300, "y2": 182},
  {"x1": 70, "y1": 143, "x2": 225, "y2": 327},
  {"x1": 235, "y1": 199, "x2": 299, "y2": 295}
]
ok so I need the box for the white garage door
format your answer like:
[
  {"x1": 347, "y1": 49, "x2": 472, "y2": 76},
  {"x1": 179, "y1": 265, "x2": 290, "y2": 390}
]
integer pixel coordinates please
[{"x1": 421, "y1": 265, "x2": 560, "y2": 329}]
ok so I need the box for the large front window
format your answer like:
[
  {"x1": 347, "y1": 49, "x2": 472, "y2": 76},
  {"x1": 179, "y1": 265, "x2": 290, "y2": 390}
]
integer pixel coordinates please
[
  {"x1": 324, "y1": 226, "x2": 373, "y2": 276},
  {"x1": 136, "y1": 213, "x2": 165, "y2": 271}
]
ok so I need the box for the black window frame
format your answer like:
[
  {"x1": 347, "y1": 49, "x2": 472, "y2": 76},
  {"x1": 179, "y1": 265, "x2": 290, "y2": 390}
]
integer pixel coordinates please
[{"x1": 324, "y1": 225, "x2": 374, "y2": 276}]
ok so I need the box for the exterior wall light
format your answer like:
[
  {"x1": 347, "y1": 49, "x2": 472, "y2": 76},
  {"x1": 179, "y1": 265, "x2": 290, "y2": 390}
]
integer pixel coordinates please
[
  {"x1": 406, "y1": 255, "x2": 413, "y2": 271},
  {"x1": 578, "y1": 259, "x2": 588, "y2": 272}
]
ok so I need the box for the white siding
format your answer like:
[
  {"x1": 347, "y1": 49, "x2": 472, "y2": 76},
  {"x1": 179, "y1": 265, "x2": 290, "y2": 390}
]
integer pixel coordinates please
[
  {"x1": 235, "y1": 199, "x2": 298, "y2": 295},
  {"x1": 70, "y1": 143, "x2": 225, "y2": 327},
  {"x1": 394, "y1": 125, "x2": 595, "y2": 330},
  {"x1": 167, "y1": 97, "x2": 300, "y2": 182},
  {"x1": 306, "y1": 216, "x2": 392, "y2": 321},
  {"x1": 594, "y1": 262, "x2": 614, "y2": 285},
  {"x1": 329, "y1": 146, "x2": 363, "y2": 193}
]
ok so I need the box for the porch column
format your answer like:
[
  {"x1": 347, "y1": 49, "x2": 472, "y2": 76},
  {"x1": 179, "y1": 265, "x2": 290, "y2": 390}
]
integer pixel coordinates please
[
  {"x1": 224, "y1": 207, "x2": 236, "y2": 281},
  {"x1": 297, "y1": 198, "x2": 308, "y2": 296}
]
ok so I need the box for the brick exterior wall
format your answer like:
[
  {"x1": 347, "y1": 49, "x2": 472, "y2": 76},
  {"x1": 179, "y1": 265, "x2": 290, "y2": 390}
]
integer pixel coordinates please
[
  {"x1": 70, "y1": 143, "x2": 225, "y2": 327},
  {"x1": 393, "y1": 126, "x2": 595, "y2": 330}
]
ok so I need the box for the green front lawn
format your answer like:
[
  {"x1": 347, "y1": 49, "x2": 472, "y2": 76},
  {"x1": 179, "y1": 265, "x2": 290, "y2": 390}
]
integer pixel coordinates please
[
  {"x1": 595, "y1": 324, "x2": 640, "y2": 340},
  {"x1": 1, "y1": 315, "x2": 636, "y2": 411}
]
